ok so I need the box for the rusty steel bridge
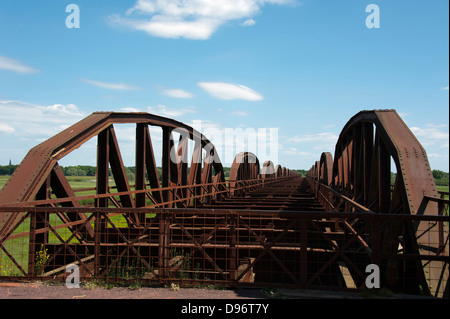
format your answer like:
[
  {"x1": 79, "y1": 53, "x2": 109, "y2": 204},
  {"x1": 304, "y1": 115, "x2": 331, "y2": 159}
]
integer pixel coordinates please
[{"x1": 0, "y1": 109, "x2": 448, "y2": 298}]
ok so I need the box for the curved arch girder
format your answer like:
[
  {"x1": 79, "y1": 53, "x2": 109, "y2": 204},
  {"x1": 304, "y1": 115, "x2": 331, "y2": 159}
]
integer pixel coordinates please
[
  {"x1": 0, "y1": 112, "x2": 226, "y2": 238},
  {"x1": 332, "y1": 109, "x2": 437, "y2": 216},
  {"x1": 319, "y1": 152, "x2": 333, "y2": 186},
  {"x1": 261, "y1": 161, "x2": 275, "y2": 178},
  {"x1": 229, "y1": 152, "x2": 260, "y2": 182},
  {"x1": 312, "y1": 109, "x2": 447, "y2": 297}
]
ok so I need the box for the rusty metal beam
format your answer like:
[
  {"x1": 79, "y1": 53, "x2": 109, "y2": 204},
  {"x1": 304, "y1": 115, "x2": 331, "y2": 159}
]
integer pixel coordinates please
[
  {"x1": 311, "y1": 109, "x2": 448, "y2": 297},
  {"x1": 0, "y1": 109, "x2": 446, "y2": 298}
]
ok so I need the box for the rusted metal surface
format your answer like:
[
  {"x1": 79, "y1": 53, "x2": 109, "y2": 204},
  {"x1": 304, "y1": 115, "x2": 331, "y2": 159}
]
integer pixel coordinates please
[
  {"x1": 261, "y1": 161, "x2": 275, "y2": 179},
  {"x1": 0, "y1": 112, "x2": 226, "y2": 235},
  {"x1": 0, "y1": 112, "x2": 231, "y2": 280},
  {"x1": 308, "y1": 109, "x2": 449, "y2": 298},
  {"x1": 319, "y1": 152, "x2": 333, "y2": 186},
  {"x1": 0, "y1": 112, "x2": 294, "y2": 286},
  {"x1": 0, "y1": 196, "x2": 447, "y2": 294},
  {"x1": 0, "y1": 110, "x2": 448, "y2": 298}
]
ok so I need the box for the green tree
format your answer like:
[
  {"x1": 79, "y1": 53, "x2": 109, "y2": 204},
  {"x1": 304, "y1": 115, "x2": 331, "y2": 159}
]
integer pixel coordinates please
[
  {"x1": 433, "y1": 170, "x2": 444, "y2": 180},
  {"x1": 65, "y1": 167, "x2": 86, "y2": 176}
]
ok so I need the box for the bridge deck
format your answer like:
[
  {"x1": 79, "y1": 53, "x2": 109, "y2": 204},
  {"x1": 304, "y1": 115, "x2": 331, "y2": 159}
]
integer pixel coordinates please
[{"x1": 206, "y1": 177, "x2": 325, "y2": 211}]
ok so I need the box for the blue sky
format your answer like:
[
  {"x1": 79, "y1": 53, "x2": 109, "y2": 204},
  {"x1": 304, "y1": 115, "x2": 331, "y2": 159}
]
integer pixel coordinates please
[{"x1": 0, "y1": 0, "x2": 448, "y2": 171}]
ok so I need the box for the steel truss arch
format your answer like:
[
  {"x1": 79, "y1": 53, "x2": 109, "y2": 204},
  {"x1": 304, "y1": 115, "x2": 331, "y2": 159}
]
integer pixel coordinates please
[
  {"x1": 0, "y1": 112, "x2": 226, "y2": 237},
  {"x1": 319, "y1": 152, "x2": 333, "y2": 186},
  {"x1": 324, "y1": 109, "x2": 447, "y2": 297},
  {"x1": 261, "y1": 160, "x2": 275, "y2": 178}
]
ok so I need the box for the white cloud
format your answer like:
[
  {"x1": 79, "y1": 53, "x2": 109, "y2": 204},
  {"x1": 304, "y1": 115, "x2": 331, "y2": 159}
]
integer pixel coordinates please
[
  {"x1": 0, "y1": 100, "x2": 84, "y2": 139},
  {"x1": 190, "y1": 119, "x2": 279, "y2": 166},
  {"x1": 198, "y1": 82, "x2": 263, "y2": 101},
  {"x1": 442, "y1": 86, "x2": 449, "y2": 91},
  {"x1": 282, "y1": 146, "x2": 314, "y2": 158},
  {"x1": 110, "y1": 14, "x2": 220, "y2": 40},
  {"x1": 0, "y1": 55, "x2": 38, "y2": 74},
  {"x1": 242, "y1": 19, "x2": 256, "y2": 26},
  {"x1": 410, "y1": 125, "x2": 449, "y2": 147},
  {"x1": 288, "y1": 132, "x2": 339, "y2": 144},
  {"x1": 0, "y1": 123, "x2": 15, "y2": 134},
  {"x1": 162, "y1": 88, "x2": 194, "y2": 98},
  {"x1": 83, "y1": 79, "x2": 142, "y2": 91},
  {"x1": 147, "y1": 104, "x2": 196, "y2": 117},
  {"x1": 119, "y1": 104, "x2": 196, "y2": 117},
  {"x1": 110, "y1": 0, "x2": 295, "y2": 40},
  {"x1": 230, "y1": 110, "x2": 248, "y2": 116},
  {"x1": 285, "y1": 132, "x2": 339, "y2": 159},
  {"x1": 119, "y1": 107, "x2": 141, "y2": 112}
]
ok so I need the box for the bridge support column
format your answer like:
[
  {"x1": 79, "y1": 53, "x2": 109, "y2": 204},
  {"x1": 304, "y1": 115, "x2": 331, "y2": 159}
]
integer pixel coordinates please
[
  {"x1": 228, "y1": 213, "x2": 237, "y2": 283},
  {"x1": 300, "y1": 218, "x2": 308, "y2": 289},
  {"x1": 159, "y1": 211, "x2": 170, "y2": 281}
]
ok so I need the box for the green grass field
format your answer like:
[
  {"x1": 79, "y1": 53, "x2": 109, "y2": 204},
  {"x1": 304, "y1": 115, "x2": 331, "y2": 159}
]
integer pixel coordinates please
[
  {"x1": 437, "y1": 186, "x2": 449, "y2": 199},
  {"x1": 1, "y1": 175, "x2": 100, "y2": 190},
  {"x1": 3, "y1": 176, "x2": 447, "y2": 194},
  {"x1": 0, "y1": 176, "x2": 9, "y2": 191}
]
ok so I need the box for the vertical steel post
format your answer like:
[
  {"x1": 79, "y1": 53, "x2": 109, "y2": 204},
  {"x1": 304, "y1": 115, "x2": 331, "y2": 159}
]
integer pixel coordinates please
[
  {"x1": 162, "y1": 127, "x2": 171, "y2": 208},
  {"x1": 300, "y1": 218, "x2": 308, "y2": 288},
  {"x1": 371, "y1": 214, "x2": 381, "y2": 274},
  {"x1": 28, "y1": 176, "x2": 50, "y2": 275},
  {"x1": 362, "y1": 123, "x2": 374, "y2": 207},
  {"x1": 159, "y1": 210, "x2": 170, "y2": 281},
  {"x1": 95, "y1": 128, "x2": 109, "y2": 276},
  {"x1": 135, "y1": 124, "x2": 147, "y2": 209},
  {"x1": 228, "y1": 213, "x2": 237, "y2": 283},
  {"x1": 96, "y1": 128, "x2": 109, "y2": 208},
  {"x1": 378, "y1": 135, "x2": 391, "y2": 213}
]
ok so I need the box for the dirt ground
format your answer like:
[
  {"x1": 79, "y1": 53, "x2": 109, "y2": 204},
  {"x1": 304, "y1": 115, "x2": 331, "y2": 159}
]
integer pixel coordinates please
[
  {"x1": 0, "y1": 281, "x2": 269, "y2": 299},
  {"x1": 2, "y1": 281, "x2": 442, "y2": 319},
  {"x1": 0, "y1": 280, "x2": 439, "y2": 300}
]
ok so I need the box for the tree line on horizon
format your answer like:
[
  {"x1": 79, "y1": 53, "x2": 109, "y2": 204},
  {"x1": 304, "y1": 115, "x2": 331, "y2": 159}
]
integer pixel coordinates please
[{"x1": 0, "y1": 164, "x2": 447, "y2": 186}]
